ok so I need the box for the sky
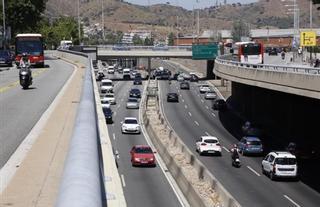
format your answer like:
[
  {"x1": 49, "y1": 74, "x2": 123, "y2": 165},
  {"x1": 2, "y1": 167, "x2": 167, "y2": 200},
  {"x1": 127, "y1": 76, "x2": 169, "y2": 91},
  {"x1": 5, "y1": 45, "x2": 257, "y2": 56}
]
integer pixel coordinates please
[{"x1": 125, "y1": 0, "x2": 258, "y2": 10}]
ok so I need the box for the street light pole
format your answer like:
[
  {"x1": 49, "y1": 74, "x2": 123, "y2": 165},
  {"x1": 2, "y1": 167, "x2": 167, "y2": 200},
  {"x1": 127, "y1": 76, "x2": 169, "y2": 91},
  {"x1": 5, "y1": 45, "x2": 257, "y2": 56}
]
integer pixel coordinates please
[
  {"x1": 78, "y1": 0, "x2": 81, "y2": 45},
  {"x1": 310, "y1": 0, "x2": 313, "y2": 29},
  {"x1": 2, "y1": 0, "x2": 6, "y2": 49},
  {"x1": 102, "y1": 0, "x2": 105, "y2": 41}
]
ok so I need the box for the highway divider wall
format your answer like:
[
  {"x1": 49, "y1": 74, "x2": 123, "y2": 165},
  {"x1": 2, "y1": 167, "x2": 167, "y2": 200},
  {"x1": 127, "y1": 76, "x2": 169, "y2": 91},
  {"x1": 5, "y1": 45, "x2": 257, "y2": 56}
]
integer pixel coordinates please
[
  {"x1": 141, "y1": 79, "x2": 240, "y2": 207},
  {"x1": 54, "y1": 50, "x2": 126, "y2": 207}
]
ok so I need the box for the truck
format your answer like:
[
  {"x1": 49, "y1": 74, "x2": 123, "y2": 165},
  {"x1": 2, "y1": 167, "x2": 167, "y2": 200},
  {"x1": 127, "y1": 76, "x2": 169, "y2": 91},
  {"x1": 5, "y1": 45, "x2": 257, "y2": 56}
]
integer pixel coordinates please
[{"x1": 60, "y1": 40, "x2": 73, "y2": 50}]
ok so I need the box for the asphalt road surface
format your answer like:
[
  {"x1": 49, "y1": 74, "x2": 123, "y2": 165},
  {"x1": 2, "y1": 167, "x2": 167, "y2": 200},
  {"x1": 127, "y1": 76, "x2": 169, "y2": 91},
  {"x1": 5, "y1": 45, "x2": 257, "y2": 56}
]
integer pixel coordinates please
[{"x1": 0, "y1": 52, "x2": 74, "y2": 168}]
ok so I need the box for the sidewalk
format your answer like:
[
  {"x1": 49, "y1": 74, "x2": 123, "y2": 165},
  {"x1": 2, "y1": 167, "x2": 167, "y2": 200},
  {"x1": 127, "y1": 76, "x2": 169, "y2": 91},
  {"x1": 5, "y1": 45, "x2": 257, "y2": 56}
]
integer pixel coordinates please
[{"x1": 0, "y1": 59, "x2": 85, "y2": 207}]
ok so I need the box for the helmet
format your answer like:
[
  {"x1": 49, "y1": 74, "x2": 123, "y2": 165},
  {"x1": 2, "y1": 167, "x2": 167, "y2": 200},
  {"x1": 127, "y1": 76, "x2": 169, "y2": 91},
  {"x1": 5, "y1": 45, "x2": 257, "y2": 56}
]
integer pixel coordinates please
[
  {"x1": 22, "y1": 53, "x2": 28, "y2": 57},
  {"x1": 233, "y1": 144, "x2": 237, "y2": 148}
]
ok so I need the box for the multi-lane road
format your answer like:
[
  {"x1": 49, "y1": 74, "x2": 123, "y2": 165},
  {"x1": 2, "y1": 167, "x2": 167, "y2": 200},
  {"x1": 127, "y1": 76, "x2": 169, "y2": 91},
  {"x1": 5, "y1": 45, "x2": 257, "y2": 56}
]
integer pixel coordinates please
[
  {"x1": 101, "y1": 72, "x2": 184, "y2": 207},
  {"x1": 0, "y1": 53, "x2": 74, "y2": 168}
]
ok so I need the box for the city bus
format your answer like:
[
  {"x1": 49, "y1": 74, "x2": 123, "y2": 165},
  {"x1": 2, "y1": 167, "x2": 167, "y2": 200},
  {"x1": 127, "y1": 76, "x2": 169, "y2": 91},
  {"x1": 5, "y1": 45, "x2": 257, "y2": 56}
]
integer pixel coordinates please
[
  {"x1": 233, "y1": 42, "x2": 264, "y2": 64},
  {"x1": 15, "y1": 33, "x2": 44, "y2": 67}
]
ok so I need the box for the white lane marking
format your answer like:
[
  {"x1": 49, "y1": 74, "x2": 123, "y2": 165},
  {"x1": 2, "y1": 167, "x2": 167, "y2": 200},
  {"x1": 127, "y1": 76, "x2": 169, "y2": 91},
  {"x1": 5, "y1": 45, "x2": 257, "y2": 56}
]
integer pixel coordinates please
[
  {"x1": 223, "y1": 146, "x2": 230, "y2": 152},
  {"x1": 188, "y1": 112, "x2": 192, "y2": 117},
  {"x1": 194, "y1": 121, "x2": 199, "y2": 126},
  {"x1": 247, "y1": 166, "x2": 261, "y2": 177},
  {"x1": 284, "y1": 195, "x2": 301, "y2": 207},
  {"x1": 211, "y1": 113, "x2": 216, "y2": 117},
  {"x1": 176, "y1": 87, "x2": 178, "y2": 90},
  {"x1": 114, "y1": 111, "x2": 117, "y2": 116},
  {"x1": 179, "y1": 94, "x2": 182, "y2": 97},
  {"x1": 184, "y1": 105, "x2": 187, "y2": 109},
  {"x1": 117, "y1": 104, "x2": 121, "y2": 109},
  {"x1": 182, "y1": 99, "x2": 184, "y2": 102},
  {"x1": 197, "y1": 94, "x2": 200, "y2": 97},
  {"x1": 205, "y1": 132, "x2": 210, "y2": 136},
  {"x1": 121, "y1": 174, "x2": 126, "y2": 187},
  {"x1": 112, "y1": 133, "x2": 116, "y2": 140},
  {"x1": 205, "y1": 106, "x2": 209, "y2": 109},
  {"x1": 201, "y1": 99, "x2": 204, "y2": 103}
]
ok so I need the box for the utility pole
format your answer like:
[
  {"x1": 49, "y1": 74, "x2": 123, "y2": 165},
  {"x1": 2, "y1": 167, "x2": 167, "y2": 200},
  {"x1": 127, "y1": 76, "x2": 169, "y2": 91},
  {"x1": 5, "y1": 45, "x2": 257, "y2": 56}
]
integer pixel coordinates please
[
  {"x1": 176, "y1": 15, "x2": 179, "y2": 46},
  {"x1": 310, "y1": 0, "x2": 313, "y2": 28},
  {"x1": 102, "y1": 0, "x2": 105, "y2": 41},
  {"x1": 197, "y1": 1, "x2": 200, "y2": 44},
  {"x1": 2, "y1": 0, "x2": 6, "y2": 49}
]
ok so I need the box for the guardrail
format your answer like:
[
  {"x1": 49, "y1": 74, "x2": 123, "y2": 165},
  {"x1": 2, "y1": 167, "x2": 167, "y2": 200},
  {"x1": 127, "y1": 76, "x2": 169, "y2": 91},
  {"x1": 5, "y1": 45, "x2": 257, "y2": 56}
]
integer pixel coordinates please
[
  {"x1": 55, "y1": 53, "x2": 103, "y2": 207},
  {"x1": 216, "y1": 54, "x2": 320, "y2": 75}
]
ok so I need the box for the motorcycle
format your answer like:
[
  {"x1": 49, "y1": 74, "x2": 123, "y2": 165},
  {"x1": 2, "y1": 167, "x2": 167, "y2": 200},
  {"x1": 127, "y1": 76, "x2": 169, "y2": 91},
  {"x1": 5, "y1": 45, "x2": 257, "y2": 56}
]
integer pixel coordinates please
[
  {"x1": 232, "y1": 157, "x2": 241, "y2": 168},
  {"x1": 19, "y1": 65, "x2": 33, "y2": 89},
  {"x1": 281, "y1": 52, "x2": 285, "y2": 60},
  {"x1": 231, "y1": 147, "x2": 241, "y2": 168}
]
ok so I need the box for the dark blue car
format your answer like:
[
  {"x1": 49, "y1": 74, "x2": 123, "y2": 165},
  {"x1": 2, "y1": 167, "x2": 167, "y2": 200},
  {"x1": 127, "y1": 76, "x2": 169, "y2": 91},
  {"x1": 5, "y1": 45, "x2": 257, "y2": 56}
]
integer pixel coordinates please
[
  {"x1": 129, "y1": 88, "x2": 141, "y2": 98},
  {"x1": 237, "y1": 136, "x2": 263, "y2": 155},
  {"x1": 0, "y1": 50, "x2": 13, "y2": 67}
]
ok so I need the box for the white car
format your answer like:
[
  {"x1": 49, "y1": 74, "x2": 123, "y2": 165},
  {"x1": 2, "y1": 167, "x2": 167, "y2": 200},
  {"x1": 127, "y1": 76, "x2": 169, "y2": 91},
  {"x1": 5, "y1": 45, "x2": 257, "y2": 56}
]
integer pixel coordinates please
[
  {"x1": 199, "y1": 84, "x2": 211, "y2": 93},
  {"x1": 177, "y1": 74, "x2": 184, "y2": 82},
  {"x1": 101, "y1": 99, "x2": 111, "y2": 108},
  {"x1": 100, "y1": 79, "x2": 113, "y2": 93},
  {"x1": 262, "y1": 151, "x2": 298, "y2": 180},
  {"x1": 205, "y1": 91, "x2": 217, "y2": 99},
  {"x1": 121, "y1": 117, "x2": 140, "y2": 134},
  {"x1": 196, "y1": 136, "x2": 222, "y2": 155},
  {"x1": 107, "y1": 66, "x2": 115, "y2": 74},
  {"x1": 126, "y1": 98, "x2": 139, "y2": 109},
  {"x1": 103, "y1": 93, "x2": 116, "y2": 105}
]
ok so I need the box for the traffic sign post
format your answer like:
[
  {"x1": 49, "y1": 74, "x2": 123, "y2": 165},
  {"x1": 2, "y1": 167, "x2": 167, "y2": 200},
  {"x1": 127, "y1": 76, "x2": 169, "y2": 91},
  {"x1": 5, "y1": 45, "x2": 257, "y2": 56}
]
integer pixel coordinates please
[
  {"x1": 192, "y1": 44, "x2": 218, "y2": 60},
  {"x1": 300, "y1": 31, "x2": 317, "y2": 47}
]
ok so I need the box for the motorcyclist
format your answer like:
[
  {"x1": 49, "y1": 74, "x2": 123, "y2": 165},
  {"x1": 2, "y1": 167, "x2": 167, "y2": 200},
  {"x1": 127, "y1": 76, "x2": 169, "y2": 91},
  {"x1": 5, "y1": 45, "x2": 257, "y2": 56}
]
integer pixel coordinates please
[
  {"x1": 19, "y1": 53, "x2": 30, "y2": 68},
  {"x1": 231, "y1": 144, "x2": 240, "y2": 161},
  {"x1": 281, "y1": 51, "x2": 285, "y2": 60}
]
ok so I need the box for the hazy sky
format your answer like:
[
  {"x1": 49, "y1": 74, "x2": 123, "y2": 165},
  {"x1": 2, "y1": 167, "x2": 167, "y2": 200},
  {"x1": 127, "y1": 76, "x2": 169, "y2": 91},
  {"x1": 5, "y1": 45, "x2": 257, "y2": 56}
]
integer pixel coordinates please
[{"x1": 125, "y1": 0, "x2": 258, "y2": 10}]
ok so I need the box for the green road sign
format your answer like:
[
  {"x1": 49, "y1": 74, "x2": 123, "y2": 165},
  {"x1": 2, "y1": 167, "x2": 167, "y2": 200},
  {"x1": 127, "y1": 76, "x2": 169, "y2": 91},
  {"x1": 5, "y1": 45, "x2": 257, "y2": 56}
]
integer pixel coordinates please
[{"x1": 192, "y1": 44, "x2": 218, "y2": 60}]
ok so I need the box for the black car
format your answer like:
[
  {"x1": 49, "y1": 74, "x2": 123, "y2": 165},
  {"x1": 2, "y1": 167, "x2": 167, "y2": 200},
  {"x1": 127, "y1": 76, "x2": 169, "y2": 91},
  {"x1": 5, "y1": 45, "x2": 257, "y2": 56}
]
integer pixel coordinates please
[
  {"x1": 129, "y1": 88, "x2": 141, "y2": 98},
  {"x1": 173, "y1": 72, "x2": 181, "y2": 80},
  {"x1": 212, "y1": 99, "x2": 227, "y2": 111},
  {"x1": 190, "y1": 74, "x2": 199, "y2": 82},
  {"x1": 180, "y1": 81, "x2": 190, "y2": 90},
  {"x1": 133, "y1": 76, "x2": 142, "y2": 85},
  {"x1": 167, "y1": 93, "x2": 179, "y2": 102},
  {"x1": 0, "y1": 50, "x2": 13, "y2": 67},
  {"x1": 268, "y1": 47, "x2": 278, "y2": 56},
  {"x1": 103, "y1": 107, "x2": 113, "y2": 124}
]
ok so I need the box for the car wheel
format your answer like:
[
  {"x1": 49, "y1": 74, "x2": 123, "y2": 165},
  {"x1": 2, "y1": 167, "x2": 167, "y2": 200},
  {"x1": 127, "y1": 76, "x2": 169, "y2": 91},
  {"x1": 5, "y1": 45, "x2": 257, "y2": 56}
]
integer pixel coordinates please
[
  {"x1": 261, "y1": 166, "x2": 266, "y2": 175},
  {"x1": 270, "y1": 172, "x2": 276, "y2": 181}
]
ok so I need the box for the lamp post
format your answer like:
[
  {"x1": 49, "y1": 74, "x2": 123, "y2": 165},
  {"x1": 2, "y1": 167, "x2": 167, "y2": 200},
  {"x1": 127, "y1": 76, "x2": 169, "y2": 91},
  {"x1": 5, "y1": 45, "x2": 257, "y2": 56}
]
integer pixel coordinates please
[
  {"x1": 2, "y1": 0, "x2": 6, "y2": 49},
  {"x1": 102, "y1": 0, "x2": 105, "y2": 42},
  {"x1": 77, "y1": 0, "x2": 81, "y2": 45}
]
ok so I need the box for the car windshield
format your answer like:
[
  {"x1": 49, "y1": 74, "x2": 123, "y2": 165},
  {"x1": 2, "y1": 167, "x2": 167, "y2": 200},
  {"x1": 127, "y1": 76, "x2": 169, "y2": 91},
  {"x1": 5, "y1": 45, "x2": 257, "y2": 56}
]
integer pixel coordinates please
[
  {"x1": 131, "y1": 89, "x2": 140, "y2": 93},
  {"x1": 102, "y1": 82, "x2": 112, "y2": 86},
  {"x1": 247, "y1": 141, "x2": 261, "y2": 145},
  {"x1": 105, "y1": 94, "x2": 114, "y2": 97},
  {"x1": 101, "y1": 100, "x2": 110, "y2": 104},
  {"x1": 125, "y1": 119, "x2": 138, "y2": 124},
  {"x1": 204, "y1": 139, "x2": 218, "y2": 144},
  {"x1": 103, "y1": 108, "x2": 112, "y2": 113},
  {"x1": 201, "y1": 85, "x2": 209, "y2": 88},
  {"x1": 135, "y1": 147, "x2": 153, "y2": 154},
  {"x1": 275, "y1": 158, "x2": 296, "y2": 165}
]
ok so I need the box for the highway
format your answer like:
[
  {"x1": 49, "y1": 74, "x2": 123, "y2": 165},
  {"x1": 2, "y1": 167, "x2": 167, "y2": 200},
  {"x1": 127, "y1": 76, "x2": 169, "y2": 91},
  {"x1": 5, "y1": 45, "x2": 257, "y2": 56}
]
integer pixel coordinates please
[
  {"x1": 155, "y1": 60, "x2": 320, "y2": 206},
  {"x1": 101, "y1": 72, "x2": 184, "y2": 207},
  {"x1": 0, "y1": 52, "x2": 74, "y2": 168}
]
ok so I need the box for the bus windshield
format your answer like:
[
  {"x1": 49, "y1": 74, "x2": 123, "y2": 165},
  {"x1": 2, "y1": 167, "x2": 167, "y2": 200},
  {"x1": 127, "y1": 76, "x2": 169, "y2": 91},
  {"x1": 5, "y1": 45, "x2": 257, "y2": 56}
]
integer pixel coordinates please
[
  {"x1": 16, "y1": 39, "x2": 43, "y2": 56},
  {"x1": 242, "y1": 44, "x2": 261, "y2": 56}
]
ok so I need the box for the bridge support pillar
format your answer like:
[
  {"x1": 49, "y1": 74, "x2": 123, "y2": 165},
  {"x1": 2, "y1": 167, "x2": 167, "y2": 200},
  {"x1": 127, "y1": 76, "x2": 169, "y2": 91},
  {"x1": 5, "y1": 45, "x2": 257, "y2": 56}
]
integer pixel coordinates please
[
  {"x1": 147, "y1": 58, "x2": 151, "y2": 78},
  {"x1": 206, "y1": 59, "x2": 215, "y2": 79}
]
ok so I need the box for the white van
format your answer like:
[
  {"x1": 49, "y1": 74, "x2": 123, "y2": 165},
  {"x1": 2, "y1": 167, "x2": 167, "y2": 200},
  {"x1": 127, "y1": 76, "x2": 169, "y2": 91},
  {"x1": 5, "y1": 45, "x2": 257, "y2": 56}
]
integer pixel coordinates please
[
  {"x1": 123, "y1": 68, "x2": 131, "y2": 79},
  {"x1": 107, "y1": 65, "x2": 115, "y2": 74},
  {"x1": 100, "y1": 79, "x2": 113, "y2": 93}
]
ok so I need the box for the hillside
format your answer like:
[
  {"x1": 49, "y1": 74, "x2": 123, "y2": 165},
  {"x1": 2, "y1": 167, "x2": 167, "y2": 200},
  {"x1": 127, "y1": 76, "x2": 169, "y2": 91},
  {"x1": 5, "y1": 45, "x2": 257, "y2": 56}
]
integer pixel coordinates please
[{"x1": 45, "y1": 0, "x2": 320, "y2": 37}]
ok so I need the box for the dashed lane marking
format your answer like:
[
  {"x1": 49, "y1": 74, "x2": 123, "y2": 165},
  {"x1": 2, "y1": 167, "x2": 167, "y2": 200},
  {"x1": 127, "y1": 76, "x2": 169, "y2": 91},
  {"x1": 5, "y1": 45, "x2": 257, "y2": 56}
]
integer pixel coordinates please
[
  {"x1": 222, "y1": 146, "x2": 230, "y2": 152},
  {"x1": 283, "y1": 195, "x2": 300, "y2": 207},
  {"x1": 185, "y1": 105, "x2": 187, "y2": 109},
  {"x1": 205, "y1": 106, "x2": 209, "y2": 109},
  {"x1": 113, "y1": 133, "x2": 116, "y2": 140},
  {"x1": 194, "y1": 121, "x2": 199, "y2": 126},
  {"x1": 205, "y1": 132, "x2": 211, "y2": 136},
  {"x1": 211, "y1": 113, "x2": 216, "y2": 117},
  {"x1": 247, "y1": 166, "x2": 261, "y2": 177},
  {"x1": 188, "y1": 112, "x2": 192, "y2": 117},
  {"x1": 121, "y1": 174, "x2": 126, "y2": 187}
]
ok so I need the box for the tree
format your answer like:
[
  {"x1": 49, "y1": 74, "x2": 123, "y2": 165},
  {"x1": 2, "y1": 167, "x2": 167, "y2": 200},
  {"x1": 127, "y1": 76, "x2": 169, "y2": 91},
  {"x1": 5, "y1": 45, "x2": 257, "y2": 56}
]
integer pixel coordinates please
[
  {"x1": 1, "y1": 0, "x2": 48, "y2": 36},
  {"x1": 132, "y1": 34, "x2": 143, "y2": 45},
  {"x1": 167, "y1": 32, "x2": 175, "y2": 46},
  {"x1": 231, "y1": 20, "x2": 251, "y2": 42},
  {"x1": 144, "y1": 37, "x2": 154, "y2": 46}
]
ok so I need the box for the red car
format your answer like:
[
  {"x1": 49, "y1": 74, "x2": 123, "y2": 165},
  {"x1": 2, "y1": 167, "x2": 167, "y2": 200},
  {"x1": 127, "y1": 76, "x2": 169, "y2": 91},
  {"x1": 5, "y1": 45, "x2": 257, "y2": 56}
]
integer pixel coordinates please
[{"x1": 130, "y1": 145, "x2": 156, "y2": 167}]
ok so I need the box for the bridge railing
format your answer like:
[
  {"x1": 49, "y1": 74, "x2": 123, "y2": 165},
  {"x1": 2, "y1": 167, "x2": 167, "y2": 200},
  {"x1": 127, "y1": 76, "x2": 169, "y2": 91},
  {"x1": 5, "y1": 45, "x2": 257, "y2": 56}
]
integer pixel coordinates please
[
  {"x1": 216, "y1": 54, "x2": 320, "y2": 75},
  {"x1": 97, "y1": 45, "x2": 192, "y2": 51}
]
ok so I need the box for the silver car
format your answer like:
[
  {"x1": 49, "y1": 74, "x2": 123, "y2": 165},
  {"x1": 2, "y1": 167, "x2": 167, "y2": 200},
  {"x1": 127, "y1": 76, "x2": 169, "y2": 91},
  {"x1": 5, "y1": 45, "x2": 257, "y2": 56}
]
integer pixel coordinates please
[
  {"x1": 205, "y1": 91, "x2": 217, "y2": 99},
  {"x1": 126, "y1": 98, "x2": 139, "y2": 109}
]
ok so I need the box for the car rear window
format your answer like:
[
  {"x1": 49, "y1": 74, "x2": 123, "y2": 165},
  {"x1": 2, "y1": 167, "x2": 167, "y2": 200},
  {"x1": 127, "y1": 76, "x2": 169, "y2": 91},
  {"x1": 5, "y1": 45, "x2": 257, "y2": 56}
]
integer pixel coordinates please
[
  {"x1": 275, "y1": 158, "x2": 296, "y2": 165},
  {"x1": 128, "y1": 99, "x2": 138, "y2": 102},
  {"x1": 125, "y1": 119, "x2": 138, "y2": 124},
  {"x1": 135, "y1": 147, "x2": 153, "y2": 154},
  {"x1": 204, "y1": 139, "x2": 218, "y2": 144},
  {"x1": 105, "y1": 94, "x2": 114, "y2": 97}
]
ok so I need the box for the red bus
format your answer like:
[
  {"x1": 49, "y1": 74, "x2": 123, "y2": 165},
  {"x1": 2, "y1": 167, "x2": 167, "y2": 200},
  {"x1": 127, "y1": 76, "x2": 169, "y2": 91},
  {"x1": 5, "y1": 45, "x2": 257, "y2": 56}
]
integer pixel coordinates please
[
  {"x1": 233, "y1": 42, "x2": 264, "y2": 64},
  {"x1": 15, "y1": 33, "x2": 44, "y2": 67}
]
